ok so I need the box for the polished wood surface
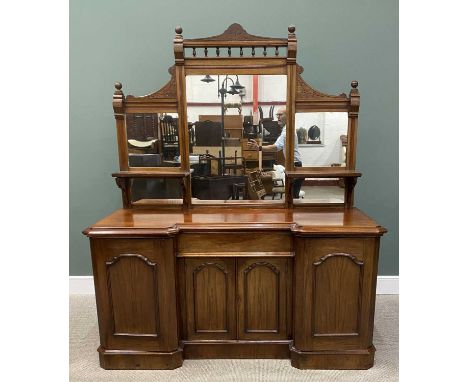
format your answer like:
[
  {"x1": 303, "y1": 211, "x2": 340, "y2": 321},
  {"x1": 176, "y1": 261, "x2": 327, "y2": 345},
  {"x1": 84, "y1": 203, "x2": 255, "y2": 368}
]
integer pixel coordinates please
[
  {"x1": 237, "y1": 257, "x2": 290, "y2": 340},
  {"x1": 85, "y1": 207, "x2": 384, "y2": 235},
  {"x1": 286, "y1": 168, "x2": 361, "y2": 178},
  {"x1": 91, "y1": 239, "x2": 179, "y2": 352},
  {"x1": 85, "y1": 206, "x2": 385, "y2": 369},
  {"x1": 184, "y1": 258, "x2": 236, "y2": 340}
]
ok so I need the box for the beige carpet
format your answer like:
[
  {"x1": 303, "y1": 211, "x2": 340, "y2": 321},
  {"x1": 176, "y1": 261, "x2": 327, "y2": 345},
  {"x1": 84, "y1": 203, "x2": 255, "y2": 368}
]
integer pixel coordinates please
[{"x1": 70, "y1": 295, "x2": 398, "y2": 381}]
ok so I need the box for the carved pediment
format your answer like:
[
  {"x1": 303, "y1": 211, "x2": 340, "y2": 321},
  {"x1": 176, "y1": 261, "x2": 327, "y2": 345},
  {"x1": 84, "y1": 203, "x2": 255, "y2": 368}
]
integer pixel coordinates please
[
  {"x1": 127, "y1": 66, "x2": 177, "y2": 100},
  {"x1": 296, "y1": 65, "x2": 348, "y2": 101},
  {"x1": 185, "y1": 23, "x2": 286, "y2": 43}
]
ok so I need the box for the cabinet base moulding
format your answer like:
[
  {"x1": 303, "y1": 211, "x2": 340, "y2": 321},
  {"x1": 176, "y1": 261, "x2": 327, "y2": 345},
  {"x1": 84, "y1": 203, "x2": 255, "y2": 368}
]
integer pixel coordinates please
[
  {"x1": 289, "y1": 345, "x2": 375, "y2": 370},
  {"x1": 98, "y1": 346, "x2": 183, "y2": 370},
  {"x1": 183, "y1": 341, "x2": 291, "y2": 359},
  {"x1": 97, "y1": 344, "x2": 375, "y2": 370}
]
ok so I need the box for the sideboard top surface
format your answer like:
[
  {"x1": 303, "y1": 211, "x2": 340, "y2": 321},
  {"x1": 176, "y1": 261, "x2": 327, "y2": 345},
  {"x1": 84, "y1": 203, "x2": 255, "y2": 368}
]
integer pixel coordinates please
[{"x1": 84, "y1": 207, "x2": 386, "y2": 237}]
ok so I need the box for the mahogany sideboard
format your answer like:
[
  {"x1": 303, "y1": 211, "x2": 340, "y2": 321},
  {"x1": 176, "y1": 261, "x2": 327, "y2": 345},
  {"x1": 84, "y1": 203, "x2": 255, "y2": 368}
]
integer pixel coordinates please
[
  {"x1": 84, "y1": 207, "x2": 386, "y2": 370},
  {"x1": 82, "y1": 24, "x2": 388, "y2": 370}
]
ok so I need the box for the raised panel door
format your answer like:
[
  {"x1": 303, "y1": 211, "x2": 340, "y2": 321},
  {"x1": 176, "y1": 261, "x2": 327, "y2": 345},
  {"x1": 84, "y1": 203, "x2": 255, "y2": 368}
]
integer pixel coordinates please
[
  {"x1": 185, "y1": 258, "x2": 236, "y2": 340},
  {"x1": 90, "y1": 238, "x2": 178, "y2": 352},
  {"x1": 293, "y1": 237, "x2": 378, "y2": 351},
  {"x1": 237, "y1": 258, "x2": 290, "y2": 340}
]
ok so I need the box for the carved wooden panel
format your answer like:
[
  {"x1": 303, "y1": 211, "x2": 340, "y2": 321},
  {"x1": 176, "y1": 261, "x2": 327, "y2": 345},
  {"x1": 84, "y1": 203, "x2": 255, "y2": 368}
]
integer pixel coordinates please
[
  {"x1": 295, "y1": 64, "x2": 351, "y2": 112},
  {"x1": 293, "y1": 238, "x2": 378, "y2": 351},
  {"x1": 312, "y1": 253, "x2": 363, "y2": 336},
  {"x1": 90, "y1": 238, "x2": 179, "y2": 352},
  {"x1": 106, "y1": 254, "x2": 160, "y2": 336},
  {"x1": 185, "y1": 258, "x2": 236, "y2": 340},
  {"x1": 237, "y1": 258, "x2": 290, "y2": 340}
]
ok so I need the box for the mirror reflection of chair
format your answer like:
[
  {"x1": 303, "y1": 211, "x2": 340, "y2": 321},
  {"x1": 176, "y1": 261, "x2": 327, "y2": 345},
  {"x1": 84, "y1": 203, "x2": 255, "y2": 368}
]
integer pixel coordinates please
[
  {"x1": 223, "y1": 150, "x2": 245, "y2": 176},
  {"x1": 271, "y1": 178, "x2": 285, "y2": 199},
  {"x1": 246, "y1": 170, "x2": 266, "y2": 200},
  {"x1": 261, "y1": 119, "x2": 282, "y2": 143},
  {"x1": 159, "y1": 115, "x2": 179, "y2": 160}
]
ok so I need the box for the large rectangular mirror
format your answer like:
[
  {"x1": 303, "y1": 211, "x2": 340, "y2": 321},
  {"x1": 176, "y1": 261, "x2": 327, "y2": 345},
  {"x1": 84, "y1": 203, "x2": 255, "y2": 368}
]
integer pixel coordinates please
[
  {"x1": 186, "y1": 74, "x2": 287, "y2": 202},
  {"x1": 125, "y1": 112, "x2": 181, "y2": 168}
]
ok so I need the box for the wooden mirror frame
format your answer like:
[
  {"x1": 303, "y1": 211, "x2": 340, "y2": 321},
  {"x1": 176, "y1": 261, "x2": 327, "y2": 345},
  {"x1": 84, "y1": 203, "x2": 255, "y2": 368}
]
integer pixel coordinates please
[
  {"x1": 112, "y1": 24, "x2": 361, "y2": 209},
  {"x1": 288, "y1": 65, "x2": 361, "y2": 207}
]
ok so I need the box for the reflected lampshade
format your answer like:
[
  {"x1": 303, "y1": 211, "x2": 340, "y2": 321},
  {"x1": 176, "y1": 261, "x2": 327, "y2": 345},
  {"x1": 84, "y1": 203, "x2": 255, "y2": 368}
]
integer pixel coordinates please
[
  {"x1": 201, "y1": 75, "x2": 215, "y2": 83},
  {"x1": 232, "y1": 77, "x2": 245, "y2": 90}
]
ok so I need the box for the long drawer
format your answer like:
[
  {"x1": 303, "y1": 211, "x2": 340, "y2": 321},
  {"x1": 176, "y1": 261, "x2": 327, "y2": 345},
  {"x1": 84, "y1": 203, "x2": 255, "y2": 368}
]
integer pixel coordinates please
[{"x1": 177, "y1": 232, "x2": 293, "y2": 257}]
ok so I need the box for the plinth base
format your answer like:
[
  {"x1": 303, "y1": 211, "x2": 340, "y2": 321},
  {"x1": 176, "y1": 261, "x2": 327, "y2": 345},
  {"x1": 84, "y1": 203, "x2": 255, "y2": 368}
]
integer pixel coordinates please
[
  {"x1": 98, "y1": 346, "x2": 184, "y2": 370},
  {"x1": 290, "y1": 345, "x2": 375, "y2": 370}
]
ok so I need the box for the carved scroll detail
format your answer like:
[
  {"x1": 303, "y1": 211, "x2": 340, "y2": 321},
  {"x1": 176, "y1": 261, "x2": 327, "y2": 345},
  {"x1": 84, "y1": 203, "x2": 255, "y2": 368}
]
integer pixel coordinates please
[
  {"x1": 243, "y1": 261, "x2": 280, "y2": 275},
  {"x1": 296, "y1": 74, "x2": 348, "y2": 101},
  {"x1": 313, "y1": 252, "x2": 364, "y2": 267},
  {"x1": 193, "y1": 261, "x2": 227, "y2": 274},
  {"x1": 127, "y1": 66, "x2": 177, "y2": 100}
]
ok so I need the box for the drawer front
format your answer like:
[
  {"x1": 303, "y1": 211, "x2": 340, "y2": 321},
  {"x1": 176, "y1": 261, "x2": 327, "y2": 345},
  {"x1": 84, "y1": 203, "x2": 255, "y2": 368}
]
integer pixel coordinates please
[{"x1": 178, "y1": 232, "x2": 293, "y2": 256}]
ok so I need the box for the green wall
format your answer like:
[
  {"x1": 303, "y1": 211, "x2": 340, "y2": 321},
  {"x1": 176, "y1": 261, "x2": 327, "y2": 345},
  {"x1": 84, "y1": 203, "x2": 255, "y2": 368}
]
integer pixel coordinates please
[{"x1": 70, "y1": 0, "x2": 398, "y2": 275}]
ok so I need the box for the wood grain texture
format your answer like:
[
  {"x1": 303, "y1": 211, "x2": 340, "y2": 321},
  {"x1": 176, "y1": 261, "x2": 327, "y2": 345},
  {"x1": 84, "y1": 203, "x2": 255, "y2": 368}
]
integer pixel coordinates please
[
  {"x1": 98, "y1": 347, "x2": 183, "y2": 370},
  {"x1": 87, "y1": 211, "x2": 383, "y2": 369},
  {"x1": 106, "y1": 254, "x2": 160, "y2": 336},
  {"x1": 84, "y1": 207, "x2": 386, "y2": 237},
  {"x1": 290, "y1": 345, "x2": 375, "y2": 370},
  {"x1": 178, "y1": 232, "x2": 292, "y2": 254},
  {"x1": 237, "y1": 258, "x2": 290, "y2": 340},
  {"x1": 184, "y1": 258, "x2": 236, "y2": 340},
  {"x1": 183, "y1": 341, "x2": 291, "y2": 359},
  {"x1": 293, "y1": 237, "x2": 378, "y2": 352},
  {"x1": 312, "y1": 253, "x2": 363, "y2": 336},
  {"x1": 91, "y1": 23, "x2": 385, "y2": 371},
  {"x1": 90, "y1": 238, "x2": 178, "y2": 352}
]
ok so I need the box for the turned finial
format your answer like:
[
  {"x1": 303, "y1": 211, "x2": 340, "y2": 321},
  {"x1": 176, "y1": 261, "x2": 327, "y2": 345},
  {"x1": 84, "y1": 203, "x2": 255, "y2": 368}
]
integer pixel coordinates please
[
  {"x1": 175, "y1": 26, "x2": 183, "y2": 35},
  {"x1": 351, "y1": 80, "x2": 358, "y2": 88},
  {"x1": 115, "y1": 82, "x2": 122, "y2": 91},
  {"x1": 288, "y1": 25, "x2": 296, "y2": 34}
]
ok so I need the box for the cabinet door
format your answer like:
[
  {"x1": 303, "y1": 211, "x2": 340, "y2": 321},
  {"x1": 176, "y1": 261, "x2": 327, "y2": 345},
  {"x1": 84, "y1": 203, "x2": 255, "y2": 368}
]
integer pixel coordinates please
[
  {"x1": 91, "y1": 238, "x2": 178, "y2": 352},
  {"x1": 185, "y1": 258, "x2": 236, "y2": 340},
  {"x1": 237, "y1": 258, "x2": 290, "y2": 340},
  {"x1": 294, "y1": 238, "x2": 379, "y2": 351}
]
